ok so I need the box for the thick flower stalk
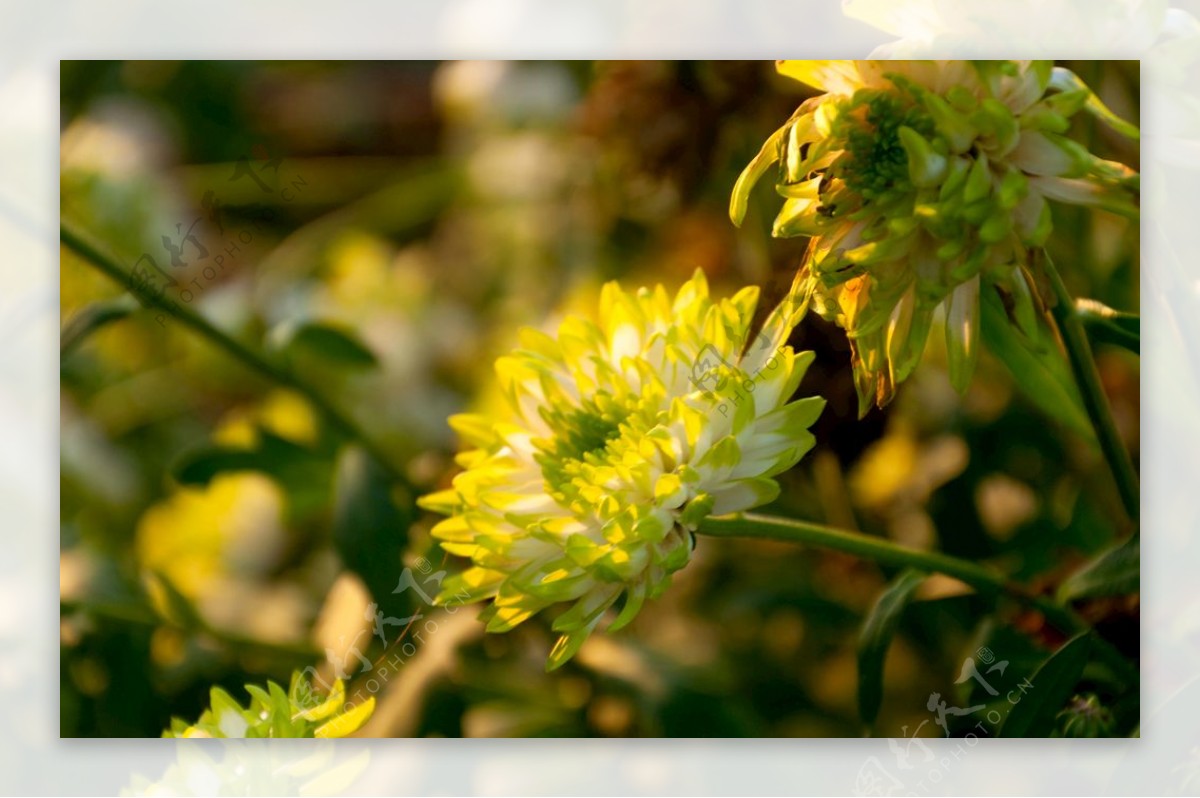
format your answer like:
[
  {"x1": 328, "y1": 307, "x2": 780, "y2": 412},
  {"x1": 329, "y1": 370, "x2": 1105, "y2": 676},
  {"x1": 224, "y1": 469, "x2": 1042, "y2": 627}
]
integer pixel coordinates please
[
  {"x1": 731, "y1": 60, "x2": 1139, "y2": 414},
  {"x1": 420, "y1": 269, "x2": 824, "y2": 669},
  {"x1": 163, "y1": 673, "x2": 375, "y2": 738}
]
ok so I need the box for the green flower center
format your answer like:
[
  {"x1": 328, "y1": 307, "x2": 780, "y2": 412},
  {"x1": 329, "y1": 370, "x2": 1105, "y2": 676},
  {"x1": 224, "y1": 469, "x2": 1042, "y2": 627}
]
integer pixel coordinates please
[
  {"x1": 536, "y1": 395, "x2": 632, "y2": 499},
  {"x1": 551, "y1": 405, "x2": 624, "y2": 461},
  {"x1": 837, "y1": 91, "x2": 933, "y2": 203}
]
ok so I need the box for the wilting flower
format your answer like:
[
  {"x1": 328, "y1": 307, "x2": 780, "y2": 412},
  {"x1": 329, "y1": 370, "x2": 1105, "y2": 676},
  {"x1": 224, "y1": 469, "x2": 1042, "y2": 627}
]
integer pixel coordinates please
[
  {"x1": 731, "y1": 60, "x2": 1139, "y2": 413},
  {"x1": 163, "y1": 672, "x2": 375, "y2": 738},
  {"x1": 420, "y1": 269, "x2": 823, "y2": 669}
]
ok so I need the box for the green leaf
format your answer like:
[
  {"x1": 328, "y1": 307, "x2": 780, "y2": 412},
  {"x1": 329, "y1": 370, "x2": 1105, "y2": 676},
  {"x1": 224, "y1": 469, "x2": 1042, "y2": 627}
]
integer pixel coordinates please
[
  {"x1": 1076, "y1": 300, "x2": 1139, "y2": 355},
  {"x1": 270, "y1": 320, "x2": 379, "y2": 370},
  {"x1": 60, "y1": 294, "x2": 139, "y2": 356},
  {"x1": 332, "y1": 445, "x2": 414, "y2": 618},
  {"x1": 998, "y1": 633, "x2": 1093, "y2": 737},
  {"x1": 267, "y1": 680, "x2": 300, "y2": 738},
  {"x1": 961, "y1": 620, "x2": 1053, "y2": 705},
  {"x1": 981, "y1": 288, "x2": 1094, "y2": 441},
  {"x1": 857, "y1": 569, "x2": 927, "y2": 726},
  {"x1": 1058, "y1": 535, "x2": 1139, "y2": 602}
]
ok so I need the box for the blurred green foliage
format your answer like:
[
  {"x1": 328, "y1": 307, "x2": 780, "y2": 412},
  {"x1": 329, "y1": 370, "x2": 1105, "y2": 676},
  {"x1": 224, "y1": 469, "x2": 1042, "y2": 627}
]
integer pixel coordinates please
[{"x1": 60, "y1": 60, "x2": 1138, "y2": 738}]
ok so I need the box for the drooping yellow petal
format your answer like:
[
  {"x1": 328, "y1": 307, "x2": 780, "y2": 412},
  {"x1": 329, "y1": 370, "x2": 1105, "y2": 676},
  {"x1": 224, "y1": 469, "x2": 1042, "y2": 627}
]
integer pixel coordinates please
[
  {"x1": 738, "y1": 59, "x2": 1136, "y2": 412},
  {"x1": 313, "y1": 697, "x2": 376, "y2": 738}
]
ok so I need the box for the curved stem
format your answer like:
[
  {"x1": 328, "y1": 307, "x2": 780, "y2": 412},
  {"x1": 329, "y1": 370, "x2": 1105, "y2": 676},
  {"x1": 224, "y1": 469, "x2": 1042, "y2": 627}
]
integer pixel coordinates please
[
  {"x1": 699, "y1": 513, "x2": 1073, "y2": 628},
  {"x1": 1041, "y1": 251, "x2": 1140, "y2": 522},
  {"x1": 60, "y1": 220, "x2": 406, "y2": 484},
  {"x1": 697, "y1": 512, "x2": 1137, "y2": 682}
]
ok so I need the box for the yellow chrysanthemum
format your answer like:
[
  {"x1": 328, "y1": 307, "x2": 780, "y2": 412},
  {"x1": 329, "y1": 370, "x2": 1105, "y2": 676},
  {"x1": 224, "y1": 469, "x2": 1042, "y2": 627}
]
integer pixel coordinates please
[
  {"x1": 163, "y1": 672, "x2": 375, "y2": 738},
  {"x1": 420, "y1": 269, "x2": 824, "y2": 669},
  {"x1": 731, "y1": 60, "x2": 1139, "y2": 413}
]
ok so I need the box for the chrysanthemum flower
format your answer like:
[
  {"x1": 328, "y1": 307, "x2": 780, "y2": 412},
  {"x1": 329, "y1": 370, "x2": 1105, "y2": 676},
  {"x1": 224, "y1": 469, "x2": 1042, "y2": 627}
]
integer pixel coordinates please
[
  {"x1": 420, "y1": 269, "x2": 824, "y2": 669},
  {"x1": 731, "y1": 60, "x2": 1139, "y2": 414},
  {"x1": 163, "y1": 673, "x2": 375, "y2": 738}
]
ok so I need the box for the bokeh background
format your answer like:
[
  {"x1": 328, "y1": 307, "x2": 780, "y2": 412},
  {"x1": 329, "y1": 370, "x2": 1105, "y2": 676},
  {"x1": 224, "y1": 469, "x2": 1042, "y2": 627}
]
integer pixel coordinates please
[{"x1": 60, "y1": 60, "x2": 1139, "y2": 738}]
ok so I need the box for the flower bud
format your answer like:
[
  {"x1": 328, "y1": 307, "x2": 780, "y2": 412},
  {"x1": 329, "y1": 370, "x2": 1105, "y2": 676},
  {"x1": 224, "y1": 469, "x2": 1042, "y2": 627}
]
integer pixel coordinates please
[{"x1": 1056, "y1": 693, "x2": 1116, "y2": 738}]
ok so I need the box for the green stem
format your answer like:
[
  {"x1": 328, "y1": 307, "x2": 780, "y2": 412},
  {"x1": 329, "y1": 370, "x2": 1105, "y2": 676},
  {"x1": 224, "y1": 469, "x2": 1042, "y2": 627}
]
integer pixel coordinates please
[
  {"x1": 697, "y1": 512, "x2": 1137, "y2": 683},
  {"x1": 1041, "y1": 251, "x2": 1140, "y2": 522},
  {"x1": 61, "y1": 220, "x2": 405, "y2": 484},
  {"x1": 699, "y1": 513, "x2": 1069, "y2": 624}
]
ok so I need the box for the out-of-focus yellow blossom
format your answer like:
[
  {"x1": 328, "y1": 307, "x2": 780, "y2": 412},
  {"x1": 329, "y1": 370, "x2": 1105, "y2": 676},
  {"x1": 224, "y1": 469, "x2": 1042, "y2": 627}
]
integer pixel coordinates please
[
  {"x1": 137, "y1": 473, "x2": 286, "y2": 597},
  {"x1": 731, "y1": 60, "x2": 1139, "y2": 413},
  {"x1": 213, "y1": 390, "x2": 320, "y2": 448},
  {"x1": 420, "y1": 269, "x2": 824, "y2": 669},
  {"x1": 136, "y1": 473, "x2": 312, "y2": 646}
]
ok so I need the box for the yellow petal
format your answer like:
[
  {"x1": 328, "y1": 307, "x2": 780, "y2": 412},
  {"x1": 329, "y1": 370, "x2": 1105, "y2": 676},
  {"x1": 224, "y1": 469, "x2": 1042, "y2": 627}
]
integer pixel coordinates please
[
  {"x1": 729, "y1": 123, "x2": 785, "y2": 226},
  {"x1": 313, "y1": 697, "x2": 376, "y2": 738},
  {"x1": 775, "y1": 60, "x2": 863, "y2": 94},
  {"x1": 296, "y1": 678, "x2": 345, "y2": 722}
]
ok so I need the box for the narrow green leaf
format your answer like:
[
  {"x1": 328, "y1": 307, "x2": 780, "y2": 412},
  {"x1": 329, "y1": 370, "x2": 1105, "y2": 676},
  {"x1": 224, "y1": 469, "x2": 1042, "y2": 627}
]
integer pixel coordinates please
[
  {"x1": 998, "y1": 633, "x2": 1093, "y2": 737},
  {"x1": 267, "y1": 680, "x2": 298, "y2": 737},
  {"x1": 1076, "y1": 299, "x2": 1139, "y2": 355},
  {"x1": 60, "y1": 295, "x2": 140, "y2": 356},
  {"x1": 857, "y1": 569, "x2": 927, "y2": 726},
  {"x1": 1058, "y1": 536, "x2": 1139, "y2": 602},
  {"x1": 981, "y1": 289, "x2": 1094, "y2": 440},
  {"x1": 271, "y1": 320, "x2": 379, "y2": 369},
  {"x1": 244, "y1": 684, "x2": 272, "y2": 707}
]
